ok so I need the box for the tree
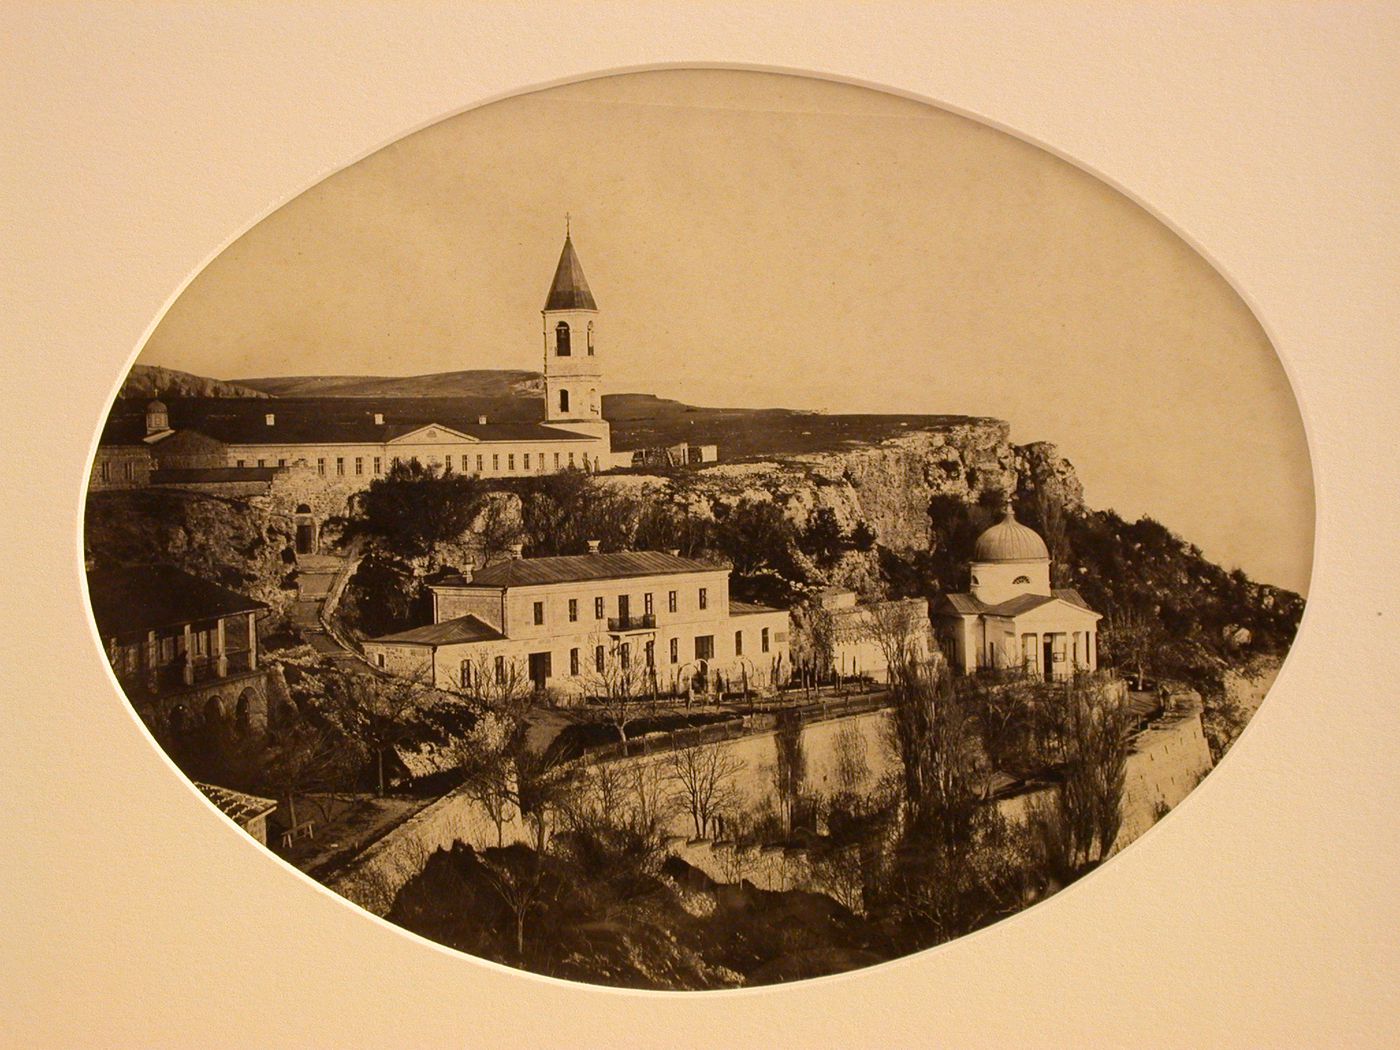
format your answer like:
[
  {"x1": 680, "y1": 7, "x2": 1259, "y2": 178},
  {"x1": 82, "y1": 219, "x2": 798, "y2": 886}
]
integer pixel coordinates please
[
  {"x1": 577, "y1": 633, "x2": 656, "y2": 743},
  {"x1": 666, "y1": 741, "x2": 746, "y2": 840},
  {"x1": 885, "y1": 661, "x2": 987, "y2": 846},
  {"x1": 1022, "y1": 486, "x2": 1073, "y2": 587},
  {"x1": 262, "y1": 720, "x2": 355, "y2": 832},
  {"x1": 1100, "y1": 603, "x2": 1166, "y2": 690},
  {"x1": 772, "y1": 707, "x2": 807, "y2": 835},
  {"x1": 832, "y1": 718, "x2": 870, "y2": 795},
  {"x1": 1046, "y1": 674, "x2": 1133, "y2": 868},
  {"x1": 452, "y1": 710, "x2": 521, "y2": 847},
  {"x1": 474, "y1": 843, "x2": 558, "y2": 961},
  {"x1": 321, "y1": 666, "x2": 434, "y2": 796},
  {"x1": 337, "y1": 458, "x2": 487, "y2": 558}
]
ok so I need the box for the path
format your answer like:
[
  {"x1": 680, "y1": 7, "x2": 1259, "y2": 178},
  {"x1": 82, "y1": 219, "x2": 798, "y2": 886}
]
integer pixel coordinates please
[{"x1": 291, "y1": 550, "x2": 362, "y2": 663}]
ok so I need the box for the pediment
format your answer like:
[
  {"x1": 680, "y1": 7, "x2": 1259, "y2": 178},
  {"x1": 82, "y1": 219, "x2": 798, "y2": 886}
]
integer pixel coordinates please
[{"x1": 387, "y1": 424, "x2": 479, "y2": 445}]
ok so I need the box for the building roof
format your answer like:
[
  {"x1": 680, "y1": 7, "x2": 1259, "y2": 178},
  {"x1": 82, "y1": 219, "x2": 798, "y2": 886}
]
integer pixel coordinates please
[
  {"x1": 369, "y1": 614, "x2": 504, "y2": 647},
  {"x1": 935, "y1": 588, "x2": 1096, "y2": 619},
  {"x1": 543, "y1": 234, "x2": 598, "y2": 311},
  {"x1": 99, "y1": 402, "x2": 595, "y2": 449},
  {"x1": 730, "y1": 600, "x2": 784, "y2": 616},
  {"x1": 87, "y1": 565, "x2": 269, "y2": 638},
  {"x1": 195, "y1": 782, "x2": 277, "y2": 824},
  {"x1": 437, "y1": 550, "x2": 724, "y2": 589},
  {"x1": 151, "y1": 466, "x2": 279, "y2": 484},
  {"x1": 973, "y1": 505, "x2": 1050, "y2": 562}
]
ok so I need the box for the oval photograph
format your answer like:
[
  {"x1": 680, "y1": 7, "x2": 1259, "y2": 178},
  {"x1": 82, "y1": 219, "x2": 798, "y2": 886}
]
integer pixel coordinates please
[{"x1": 83, "y1": 69, "x2": 1312, "y2": 989}]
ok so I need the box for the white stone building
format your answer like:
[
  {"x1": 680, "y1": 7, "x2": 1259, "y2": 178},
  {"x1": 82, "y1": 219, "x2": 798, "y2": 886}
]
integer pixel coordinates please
[
  {"x1": 363, "y1": 546, "x2": 792, "y2": 702},
  {"x1": 97, "y1": 231, "x2": 624, "y2": 499},
  {"x1": 933, "y1": 503, "x2": 1101, "y2": 677}
]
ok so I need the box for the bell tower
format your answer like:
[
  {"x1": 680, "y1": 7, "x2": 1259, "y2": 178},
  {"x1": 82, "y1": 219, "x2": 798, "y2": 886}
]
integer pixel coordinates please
[{"x1": 541, "y1": 220, "x2": 609, "y2": 444}]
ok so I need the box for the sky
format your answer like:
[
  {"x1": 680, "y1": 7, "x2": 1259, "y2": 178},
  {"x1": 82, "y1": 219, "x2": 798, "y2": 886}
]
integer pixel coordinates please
[{"x1": 138, "y1": 70, "x2": 1313, "y2": 594}]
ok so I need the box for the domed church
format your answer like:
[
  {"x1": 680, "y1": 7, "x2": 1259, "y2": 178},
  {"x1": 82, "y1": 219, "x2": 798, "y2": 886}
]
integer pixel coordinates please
[{"x1": 933, "y1": 501, "x2": 1101, "y2": 678}]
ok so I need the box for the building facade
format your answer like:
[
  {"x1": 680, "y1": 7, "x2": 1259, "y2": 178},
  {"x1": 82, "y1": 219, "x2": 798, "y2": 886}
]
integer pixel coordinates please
[
  {"x1": 94, "y1": 231, "x2": 625, "y2": 502},
  {"x1": 814, "y1": 588, "x2": 933, "y2": 682},
  {"x1": 363, "y1": 546, "x2": 791, "y2": 702},
  {"x1": 933, "y1": 503, "x2": 1101, "y2": 678},
  {"x1": 88, "y1": 565, "x2": 274, "y2": 736}
]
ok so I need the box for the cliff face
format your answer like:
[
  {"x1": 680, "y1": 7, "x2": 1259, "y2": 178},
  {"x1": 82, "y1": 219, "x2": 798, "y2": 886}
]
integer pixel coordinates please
[{"x1": 606, "y1": 420, "x2": 1083, "y2": 592}]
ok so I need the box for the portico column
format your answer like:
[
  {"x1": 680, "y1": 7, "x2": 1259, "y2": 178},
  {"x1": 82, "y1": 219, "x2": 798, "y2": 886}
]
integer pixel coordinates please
[
  {"x1": 182, "y1": 622, "x2": 195, "y2": 685},
  {"x1": 146, "y1": 629, "x2": 158, "y2": 689},
  {"x1": 215, "y1": 617, "x2": 228, "y2": 677},
  {"x1": 246, "y1": 612, "x2": 258, "y2": 670}
]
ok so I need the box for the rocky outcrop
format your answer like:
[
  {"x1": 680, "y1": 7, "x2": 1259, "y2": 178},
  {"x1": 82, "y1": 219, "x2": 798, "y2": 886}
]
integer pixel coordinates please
[{"x1": 603, "y1": 419, "x2": 1084, "y2": 591}]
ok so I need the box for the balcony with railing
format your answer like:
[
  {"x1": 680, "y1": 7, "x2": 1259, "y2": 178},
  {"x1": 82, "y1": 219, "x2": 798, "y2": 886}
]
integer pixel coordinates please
[{"x1": 607, "y1": 613, "x2": 656, "y2": 633}]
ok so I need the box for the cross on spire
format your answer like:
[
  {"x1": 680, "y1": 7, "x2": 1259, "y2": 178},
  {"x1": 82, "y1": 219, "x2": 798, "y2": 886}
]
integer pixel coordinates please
[{"x1": 565, "y1": 212, "x2": 571, "y2": 238}]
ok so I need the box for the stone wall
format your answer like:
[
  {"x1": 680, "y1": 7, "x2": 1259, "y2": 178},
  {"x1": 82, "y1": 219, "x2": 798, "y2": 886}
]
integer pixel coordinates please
[{"x1": 326, "y1": 701, "x2": 1211, "y2": 916}]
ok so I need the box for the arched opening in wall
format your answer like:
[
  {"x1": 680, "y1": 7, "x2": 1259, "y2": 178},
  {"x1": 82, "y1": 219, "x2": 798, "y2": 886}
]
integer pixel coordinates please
[
  {"x1": 168, "y1": 703, "x2": 188, "y2": 737},
  {"x1": 586, "y1": 321, "x2": 594, "y2": 356},
  {"x1": 1013, "y1": 575, "x2": 1031, "y2": 585},
  {"x1": 294, "y1": 503, "x2": 317, "y2": 555},
  {"x1": 235, "y1": 689, "x2": 255, "y2": 734},
  {"x1": 556, "y1": 321, "x2": 571, "y2": 356},
  {"x1": 559, "y1": 389, "x2": 570, "y2": 413},
  {"x1": 589, "y1": 388, "x2": 599, "y2": 415},
  {"x1": 204, "y1": 696, "x2": 226, "y2": 725}
]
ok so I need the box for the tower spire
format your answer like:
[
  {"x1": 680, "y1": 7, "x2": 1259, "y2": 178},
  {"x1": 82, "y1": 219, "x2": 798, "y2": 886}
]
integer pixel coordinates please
[{"x1": 565, "y1": 211, "x2": 570, "y2": 238}]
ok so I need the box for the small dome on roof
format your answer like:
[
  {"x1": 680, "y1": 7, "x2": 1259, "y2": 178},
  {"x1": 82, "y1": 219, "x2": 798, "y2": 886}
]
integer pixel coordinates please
[
  {"x1": 973, "y1": 503, "x2": 1049, "y2": 562},
  {"x1": 147, "y1": 398, "x2": 167, "y2": 412}
]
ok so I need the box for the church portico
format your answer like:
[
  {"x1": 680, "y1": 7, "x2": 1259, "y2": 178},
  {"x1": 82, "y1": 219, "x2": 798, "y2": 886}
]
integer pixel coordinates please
[{"x1": 935, "y1": 502, "x2": 1102, "y2": 678}]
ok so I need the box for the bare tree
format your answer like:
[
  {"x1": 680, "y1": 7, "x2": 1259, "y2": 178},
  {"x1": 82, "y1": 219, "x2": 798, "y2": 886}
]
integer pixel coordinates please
[
  {"x1": 475, "y1": 845, "x2": 557, "y2": 961},
  {"x1": 773, "y1": 707, "x2": 807, "y2": 835},
  {"x1": 321, "y1": 665, "x2": 433, "y2": 796},
  {"x1": 860, "y1": 598, "x2": 933, "y2": 686},
  {"x1": 451, "y1": 710, "x2": 521, "y2": 847},
  {"x1": 577, "y1": 632, "x2": 657, "y2": 743},
  {"x1": 666, "y1": 741, "x2": 746, "y2": 840},
  {"x1": 262, "y1": 720, "x2": 355, "y2": 832},
  {"x1": 1100, "y1": 603, "x2": 1164, "y2": 691},
  {"x1": 832, "y1": 718, "x2": 870, "y2": 795}
]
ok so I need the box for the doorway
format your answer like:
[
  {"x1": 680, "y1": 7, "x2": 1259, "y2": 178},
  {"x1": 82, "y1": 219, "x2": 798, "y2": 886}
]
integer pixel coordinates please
[{"x1": 528, "y1": 651, "x2": 551, "y2": 692}]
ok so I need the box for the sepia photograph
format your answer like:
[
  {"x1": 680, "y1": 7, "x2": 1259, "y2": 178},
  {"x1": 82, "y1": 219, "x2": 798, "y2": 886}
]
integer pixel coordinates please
[{"x1": 78, "y1": 68, "x2": 1316, "y2": 990}]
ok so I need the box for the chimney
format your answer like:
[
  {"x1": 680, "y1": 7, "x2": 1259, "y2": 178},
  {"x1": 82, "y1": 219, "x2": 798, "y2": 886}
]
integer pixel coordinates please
[
  {"x1": 264, "y1": 413, "x2": 275, "y2": 426},
  {"x1": 373, "y1": 413, "x2": 384, "y2": 425},
  {"x1": 508, "y1": 543, "x2": 524, "y2": 560},
  {"x1": 587, "y1": 539, "x2": 601, "y2": 555},
  {"x1": 460, "y1": 558, "x2": 474, "y2": 583},
  {"x1": 477, "y1": 414, "x2": 488, "y2": 425}
]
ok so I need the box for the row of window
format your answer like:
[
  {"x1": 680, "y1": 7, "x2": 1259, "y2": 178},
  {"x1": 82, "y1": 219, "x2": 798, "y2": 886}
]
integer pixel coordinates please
[
  {"x1": 534, "y1": 588, "x2": 708, "y2": 626},
  {"x1": 231, "y1": 450, "x2": 593, "y2": 476},
  {"x1": 457, "y1": 628, "x2": 772, "y2": 688}
]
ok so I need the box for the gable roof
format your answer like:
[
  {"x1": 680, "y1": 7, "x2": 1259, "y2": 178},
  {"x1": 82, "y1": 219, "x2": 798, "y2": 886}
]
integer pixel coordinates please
[
  {"x1": 98, "y1": 400, "x2": 597, "y2": 449},
  {"x1": 934, "y1": 588, "x2": 1097, "y2": 619},
  {"x1": 195, "y1": 782, "x2": 278, "y2": 824},
  {"x1": 544, "y1": 234, "x2": 598, "y2": 311},
  {"x1": 368, "y1": 614, "x2": 504, "y2": 647},
  {"x1": 87, "y1": 566, "x2": 268, "y2": 638},
  {"x1": 438, "y1": 550, "x2": 724, "y2": 589}
]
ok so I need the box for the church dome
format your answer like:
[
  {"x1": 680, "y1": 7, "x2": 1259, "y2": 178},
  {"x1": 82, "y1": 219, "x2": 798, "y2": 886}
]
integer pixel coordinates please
[
  {"x1": 146, "y1": 398, "x2": 167, "y2": 412},
  {"x1": 973, "y1": 504, "x2": 1049, "y2": 562}
]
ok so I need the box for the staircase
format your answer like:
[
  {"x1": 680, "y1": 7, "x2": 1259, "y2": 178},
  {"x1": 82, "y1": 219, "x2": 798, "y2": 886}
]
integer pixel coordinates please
[{"x1": 292, "y1": 548, "x2": 362, "y2": 662}]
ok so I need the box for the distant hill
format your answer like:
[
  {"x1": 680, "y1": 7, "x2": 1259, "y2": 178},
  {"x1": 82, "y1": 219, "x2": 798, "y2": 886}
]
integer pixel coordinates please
[
  {"x1": 122, "y1": 364, "x2": 270, "y2": 400},
  {"x1": 236, "y1": 370, "x2": 542, "y2": 399}
]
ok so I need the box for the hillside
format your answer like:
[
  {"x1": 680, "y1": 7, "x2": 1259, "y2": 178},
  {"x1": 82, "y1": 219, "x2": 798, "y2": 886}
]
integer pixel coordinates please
[
  {"x1": 122, "y1": 364, "x2": 270, "y2": 400},
  {"x1": 236, "y1": 369, "x2": 541, "y2": 399}
]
